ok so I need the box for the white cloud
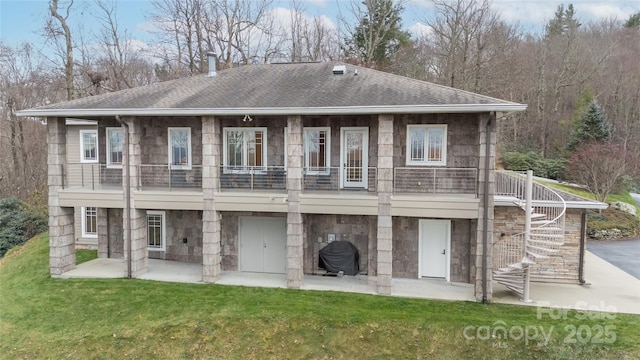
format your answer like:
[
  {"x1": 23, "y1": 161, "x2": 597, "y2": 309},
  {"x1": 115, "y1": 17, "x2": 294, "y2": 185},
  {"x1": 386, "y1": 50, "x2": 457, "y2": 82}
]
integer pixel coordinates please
[{"x1": 408, "y1": 22, "x2": 432, "y2": 38}]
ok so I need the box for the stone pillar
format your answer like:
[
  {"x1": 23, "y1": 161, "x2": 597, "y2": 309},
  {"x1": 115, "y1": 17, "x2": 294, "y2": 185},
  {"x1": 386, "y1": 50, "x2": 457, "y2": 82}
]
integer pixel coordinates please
[
  {"x1": 202, "y1": 116, "x2": 222, "y2": 282},
  {"x1": 377, "y1": 114, "x2": 394, "y2": 294},
  {"x1": 474, "y1": 113, "x2": 495, "y2": 301},
  {"x1": 97, "y1": 207, "x2": 109, "y2": 258},
  {"x1": 47, "y1": 117, "x2": 75, "y2": 275},
  {"x1": 123, "y1": 118, "x2": 148, "y2": 277},
  {"x1": 286, "y1": 116, "x2": 304, "y2": 288}
]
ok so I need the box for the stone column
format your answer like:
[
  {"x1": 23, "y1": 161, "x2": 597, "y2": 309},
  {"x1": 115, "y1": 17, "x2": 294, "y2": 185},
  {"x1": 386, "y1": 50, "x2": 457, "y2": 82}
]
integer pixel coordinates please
[
  {"x1": 48, "y1": 117, "x2": 75, "y2": 275},
  {"x1": 286, "y1": 115, "x2": 304, "y2": 288},
  {"x1": 474, "y1": 113, "x2": 495, "y2": 301},
  {"x1": 123, "y1": 117, "x2": 148, "y2": 277},
  {"x1": 97, "y1": 208, "x2": 109, "y2": 258},
  {"x1": 377, "y1": 114, "x2": 394, "y2": 294},
  {"x1": 202, "y1": 116, "x2": 222, "y2": 282}
]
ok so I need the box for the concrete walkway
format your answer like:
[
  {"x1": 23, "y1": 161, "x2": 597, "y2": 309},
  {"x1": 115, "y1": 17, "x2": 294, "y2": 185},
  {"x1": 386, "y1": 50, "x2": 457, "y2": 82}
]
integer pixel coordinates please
[
  {"x1": 60, "y1": 251, "x2": 639, "y2": 314},
  {"x1": 493, "y1": 251, "x2": 640, "y2": 315}
]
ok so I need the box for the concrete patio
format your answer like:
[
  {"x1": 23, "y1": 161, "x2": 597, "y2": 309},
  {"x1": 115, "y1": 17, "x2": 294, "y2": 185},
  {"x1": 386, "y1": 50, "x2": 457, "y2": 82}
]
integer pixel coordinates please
[{"x1": 58, "y1": 251, "x2": 639, "y2": 314}]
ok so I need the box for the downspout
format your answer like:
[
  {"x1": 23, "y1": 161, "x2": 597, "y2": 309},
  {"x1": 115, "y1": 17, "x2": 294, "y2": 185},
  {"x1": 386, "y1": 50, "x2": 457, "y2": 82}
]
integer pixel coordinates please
[
  {"x1": 578, "y1": 209, "x2": 587, "y2": 285},
  {"x1": 115, "y1": 115, "x2": 132, "y2": 279},
  {"x1": 481, "y1": 112, "x2": 495, "y2": 304}
]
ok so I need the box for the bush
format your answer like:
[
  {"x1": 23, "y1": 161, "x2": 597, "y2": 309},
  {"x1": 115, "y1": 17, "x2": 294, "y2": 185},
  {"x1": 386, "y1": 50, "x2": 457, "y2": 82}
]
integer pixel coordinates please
[
  {"x1": 0, "y1": 197, "x2": 48, "y2": 257},
  {"x1": 587, "y1": 208, "x2": 640, "y2": 240},
  {"x1": 501, "y1": 151, "x2": 567, "y2": 180}
]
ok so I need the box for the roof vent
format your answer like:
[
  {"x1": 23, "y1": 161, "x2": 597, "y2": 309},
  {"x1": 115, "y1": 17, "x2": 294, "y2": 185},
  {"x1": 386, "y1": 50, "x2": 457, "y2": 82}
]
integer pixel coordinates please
[
  {"x1": 207, "y1": 52, "x2": 217, "y2": 77},
  {"x1": 332, "y1": 65, "x2": 346, "y2": 75}
]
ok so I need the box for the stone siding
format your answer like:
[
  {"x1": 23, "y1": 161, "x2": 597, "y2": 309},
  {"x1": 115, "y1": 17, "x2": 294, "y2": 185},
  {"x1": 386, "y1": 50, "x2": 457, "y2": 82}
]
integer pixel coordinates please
[
  {"x1": 392, "y1": 217, "x2": 474, "y2": 283},
  {"x1": 493, "y1": 206, "x2": 583, "y2": 283},
  {"x1": 303, "y1": 214, "x2": 377, "y2": 275},
  {"x1": 147, "y1": 210, "x2": 203, "y2": 263}
]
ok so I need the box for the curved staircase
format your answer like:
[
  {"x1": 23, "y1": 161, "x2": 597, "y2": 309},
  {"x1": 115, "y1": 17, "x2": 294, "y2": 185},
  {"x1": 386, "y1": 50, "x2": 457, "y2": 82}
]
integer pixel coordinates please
[{"x1": 494, "y1": 171, "x2": 567, "y2": 300}]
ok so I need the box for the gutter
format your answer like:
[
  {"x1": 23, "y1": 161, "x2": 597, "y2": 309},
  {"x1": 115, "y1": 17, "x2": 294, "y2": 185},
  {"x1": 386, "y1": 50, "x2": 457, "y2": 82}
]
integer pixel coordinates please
[
  {"x1": 17, "y1": 103, "x2": 528, "y2": 118},
  {"x1": 578, "y1": 210, "x2": 587, "y2": 285},
  {"x1": 115, "y1": 115, "x2": 132, "y2": 279},
  {"x1": 481, "y1": 112, "x2": 495, "y2": 304}
]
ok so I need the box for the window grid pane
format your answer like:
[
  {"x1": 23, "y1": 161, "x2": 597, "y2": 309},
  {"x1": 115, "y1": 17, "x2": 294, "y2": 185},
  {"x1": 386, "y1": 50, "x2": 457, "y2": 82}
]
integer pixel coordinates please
[
  {"x1": 85, "y1": 207, "x2": 97, "y2": 235},
  {"x1": 410, "y1": 128, "x2": 424, "y2": 162},
  {"x1": 170, "y1": 129, "x2": 189, "y2": 166},
  {"x1": 227, "y1": 131, "x2": 243, "y2": 168},
  {"x1": 109, "y1": 130, "x2": 123, "y2": 164},
  {"x1": 83, "y1": 132, "x2": 97, "y2": 161},
  {"x1": 147, "y1": 215, "x2": 162, "y2": 248},
  {"x1": 428, "y1": 128, "x2": 443, "y2": 162},
  {"x1": 305, "y1": 130, "x2": 327, "y2": 170}
]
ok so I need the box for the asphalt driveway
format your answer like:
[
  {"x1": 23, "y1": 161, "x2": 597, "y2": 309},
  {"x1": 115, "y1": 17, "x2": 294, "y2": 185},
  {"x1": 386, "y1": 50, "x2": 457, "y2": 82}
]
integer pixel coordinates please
[{"x1": 588, "y1": 238, "x2": 640, "y2": 279}]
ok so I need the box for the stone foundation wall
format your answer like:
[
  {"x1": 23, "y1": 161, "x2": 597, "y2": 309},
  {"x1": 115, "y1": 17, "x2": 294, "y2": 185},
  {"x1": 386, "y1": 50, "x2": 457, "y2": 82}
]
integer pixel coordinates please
[
  {"x1": 392, "y1": 216, "x2": 474, "y2": 283},
  {"x1": 148, "y1": 210, "x2": 203, "y2": 263},
  {"x1": 303, "y1": 214, "x2": 377, "y2": 275},
  {"x1": 493, "y1": 207, "x2": 582, "y2": 283}
]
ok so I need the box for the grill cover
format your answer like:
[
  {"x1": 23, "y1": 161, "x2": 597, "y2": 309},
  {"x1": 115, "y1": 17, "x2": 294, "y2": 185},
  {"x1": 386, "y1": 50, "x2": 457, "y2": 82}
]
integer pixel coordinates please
[{"x1": 318, "y1": 241, "x2": 359, "y2": 275}]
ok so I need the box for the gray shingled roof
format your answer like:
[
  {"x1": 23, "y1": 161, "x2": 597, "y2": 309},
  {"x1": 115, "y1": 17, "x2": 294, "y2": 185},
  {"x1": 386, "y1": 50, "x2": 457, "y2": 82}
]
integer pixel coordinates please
[{"x1": 18, "y1": 62, "x2": 526, "y2": 117}]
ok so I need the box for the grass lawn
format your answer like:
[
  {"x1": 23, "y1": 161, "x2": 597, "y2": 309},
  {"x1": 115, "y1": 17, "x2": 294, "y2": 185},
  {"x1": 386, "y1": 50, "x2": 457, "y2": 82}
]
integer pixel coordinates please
[{"x1": 1, "y1": 234, "x2": 639, "y2": 359}]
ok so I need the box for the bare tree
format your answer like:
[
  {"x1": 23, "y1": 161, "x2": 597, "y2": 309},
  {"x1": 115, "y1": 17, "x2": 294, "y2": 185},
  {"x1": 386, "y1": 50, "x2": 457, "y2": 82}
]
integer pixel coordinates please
[
  {"x1": 46, "y1": 0, "x2": 75, "y2": 100},
  {"x1": 0, "y1": 42, "x2": 61, "y2": 205}
]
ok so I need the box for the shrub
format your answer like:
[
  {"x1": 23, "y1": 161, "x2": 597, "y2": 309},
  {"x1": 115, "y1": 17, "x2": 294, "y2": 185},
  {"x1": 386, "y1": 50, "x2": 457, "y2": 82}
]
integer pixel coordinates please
[
  {"x1": 0, "y1": 197, "x2": 48, "y2": 257},
  {"x1": 501, "y1": 151, "x2": 567, "y2": 180}
]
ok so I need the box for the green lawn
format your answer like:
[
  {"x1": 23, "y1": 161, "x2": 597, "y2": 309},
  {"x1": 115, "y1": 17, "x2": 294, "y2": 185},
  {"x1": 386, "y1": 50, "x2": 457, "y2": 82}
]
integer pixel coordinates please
[{"x1": 1, "y1": 234, "x2": 639, "y2": 359}]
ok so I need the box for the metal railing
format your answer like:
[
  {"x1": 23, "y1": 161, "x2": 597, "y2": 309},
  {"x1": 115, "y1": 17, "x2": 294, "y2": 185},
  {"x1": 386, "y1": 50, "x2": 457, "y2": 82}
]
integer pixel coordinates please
[
  {"x1": 302, "y1": 166, "x2": 378, "y2": 192},
  {"x1": 63, "y1": 163, "x2": 123, "y2": 189},
  {"x1": 393, "y1": 167, "x2": 477, "y2": 195},
  {"x1": 138, "y1": 165, "x2": 203, "y2": 190},
  {"x1": 220, "y1": 166, "x2": 286, "y2": 191}
]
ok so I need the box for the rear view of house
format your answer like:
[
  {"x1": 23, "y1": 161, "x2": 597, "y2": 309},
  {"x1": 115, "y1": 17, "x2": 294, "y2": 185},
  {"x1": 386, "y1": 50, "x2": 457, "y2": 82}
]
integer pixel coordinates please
[{"x1": 21, "y1": 61, "x2": 543, "y2": 301}]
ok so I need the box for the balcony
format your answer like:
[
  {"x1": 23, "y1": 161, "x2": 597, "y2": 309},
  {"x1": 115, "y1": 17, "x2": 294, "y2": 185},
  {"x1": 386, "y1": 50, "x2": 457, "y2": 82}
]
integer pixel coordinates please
[{"x1": 60, "y1": 163, "x2": 478, "y2": 195}]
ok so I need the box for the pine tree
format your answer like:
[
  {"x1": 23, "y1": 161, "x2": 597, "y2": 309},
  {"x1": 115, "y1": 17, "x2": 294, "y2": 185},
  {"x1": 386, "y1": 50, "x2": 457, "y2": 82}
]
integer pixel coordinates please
[
  {"x1": 344, "y1": 0, "x2": 410, "y2": 68},
  {"x1": 567, "y1": 100, "x2": 612, "y2": 151},
  {"x1": 545, "y1": 4, "x2": 581, "y2": 37}
]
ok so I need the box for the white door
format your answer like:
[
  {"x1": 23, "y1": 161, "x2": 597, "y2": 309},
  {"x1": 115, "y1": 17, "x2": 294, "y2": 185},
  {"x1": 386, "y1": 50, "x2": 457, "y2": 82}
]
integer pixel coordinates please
[
  {"x1": 340, "y1": 127, "x2": 369, "y2": 188},
  {"x1": 419, "y1": 219, "x2": 451, "y2": 280},
  {"x1": 239, "y1": 217, "x2": 287, "y2": 274}
]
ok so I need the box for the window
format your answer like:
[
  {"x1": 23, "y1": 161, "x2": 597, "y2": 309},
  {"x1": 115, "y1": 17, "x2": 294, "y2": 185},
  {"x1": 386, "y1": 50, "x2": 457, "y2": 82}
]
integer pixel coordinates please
[
  {"x1": 106, "y1": 128, "x2": 124, "y2": 167},
  {"x1": 80, "y1": 130, "x2": 98, "y2": 163},
  {"x1": 304, "y1": 127, "x2": 330, "y2": 174},
  {"x1": 168, "y1": 128, "x2": 192, "y2": 169},
  {"x1": 82, "y1": 207, "x2": 98, "y2": 238},
  {"x1": 283, "y1": 127, "x2": 331, "y2": 174},
  {"x1": 147, "y1": 211, "x2": 165, "y2": 251},
  {"x1": 406, "y1": 125, "x2": 447, "y2": 166},
  {"x1": 223, "y1": 128, "x2": 267, "y2": 171}
]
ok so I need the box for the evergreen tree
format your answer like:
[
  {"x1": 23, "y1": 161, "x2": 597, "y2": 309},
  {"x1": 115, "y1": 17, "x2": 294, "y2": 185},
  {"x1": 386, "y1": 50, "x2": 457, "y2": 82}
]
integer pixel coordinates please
[
  {"x1": 625, "y1": 12, "x2": 640, "y2": 29},
  {"x1": 344, "y1": 0, "x2": 410, "y2": 68},
  {"x1": 567, "y1": 100, "x2": 612, "y2": 151},
  {"x1": 545, "y1": 4, "x2": 581, "y2": 37}
]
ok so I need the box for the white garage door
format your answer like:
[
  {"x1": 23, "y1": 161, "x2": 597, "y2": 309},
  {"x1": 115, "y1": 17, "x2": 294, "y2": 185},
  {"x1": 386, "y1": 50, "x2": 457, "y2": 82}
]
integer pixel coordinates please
[{"x1": 239, "y1": 217, "x2": 287, "y2": 274}]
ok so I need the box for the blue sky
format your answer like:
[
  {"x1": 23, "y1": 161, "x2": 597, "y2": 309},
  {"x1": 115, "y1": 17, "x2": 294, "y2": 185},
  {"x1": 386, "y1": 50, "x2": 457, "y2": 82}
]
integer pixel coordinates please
[{"x1": 1, "y1": 0, "x2": 639, "y2": 50}]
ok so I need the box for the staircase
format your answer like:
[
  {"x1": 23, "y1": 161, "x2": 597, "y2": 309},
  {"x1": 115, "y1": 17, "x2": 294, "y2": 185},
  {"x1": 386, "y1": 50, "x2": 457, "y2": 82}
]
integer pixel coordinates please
[{"x1": 494, "y1": 171, "x2": 567, "y2": 300}]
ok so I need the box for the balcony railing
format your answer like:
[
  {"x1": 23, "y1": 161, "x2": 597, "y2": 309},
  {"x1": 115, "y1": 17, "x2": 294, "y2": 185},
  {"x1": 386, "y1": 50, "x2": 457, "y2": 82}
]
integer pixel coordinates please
[
  {"x1": 220, "y1": 166, "x2": 286, "y2": 191},
  {"x1": 393, "y1": 167, "x2": 478, "y2": 195},
  {"x1": 138, "y1": 165, "x2": 202, "y2": 190},
  {"x1": 63, "y1": 163, "x2": 123, "y2": 189},
  {"x1": 60, "y1": 163, "x2": 479, "y2": 195},
  {"x1": 302, "y1": 167, "x2": 378, "y2": 192}
]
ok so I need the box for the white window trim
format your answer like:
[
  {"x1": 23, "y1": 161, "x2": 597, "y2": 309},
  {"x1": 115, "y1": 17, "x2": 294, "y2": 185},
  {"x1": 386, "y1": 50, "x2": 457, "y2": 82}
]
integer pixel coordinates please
[
  {"x1": 79, "y1": 129, "x2": 99, "y2": 163},
  {"x1": 222, "y1": 127, "x2": 268, "y2": 173},
  {"x1": 106, "y1": 127, "x2": 123, "y2": 168},
  {"x1": 405, "y1": 124, "x2": 447, "y2": 166},
  {"x1": 283, "y1": 127, "x2": 331, "y2": 175},
  {"x1": 303, "y1": 127, "x2": 331, "y2": 175},
  {"x1": 168, "y1": 127, "x2": 192, "y2": 170},
  {"x1": 147, "y1": 211, "x2": 166, "y2": 252},
  {"x1": 81, "y1": 206, "x2": 98, "y2": 238}
]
